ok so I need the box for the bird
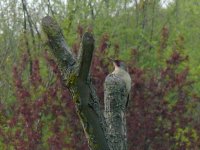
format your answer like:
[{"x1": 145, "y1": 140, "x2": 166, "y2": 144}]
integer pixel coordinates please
[{"x1": 111, "y1": 59, "x2": 132, "y2": 107}]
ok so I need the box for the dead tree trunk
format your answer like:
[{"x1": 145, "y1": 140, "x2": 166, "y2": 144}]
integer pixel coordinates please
[
  {"x1": 104, "y1": 74, "x2": 128, "y2": 150},
  {"x1": 42, "y1": 16, "x2": 128, "y2": 150}
]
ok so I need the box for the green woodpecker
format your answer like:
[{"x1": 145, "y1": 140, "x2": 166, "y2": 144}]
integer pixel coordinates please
[{"x1": 112, "y1": 60, "x2": 132, "y2": 107}]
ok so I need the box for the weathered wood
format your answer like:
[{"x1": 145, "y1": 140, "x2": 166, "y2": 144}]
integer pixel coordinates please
[
  {"x1": 42, "y1": 16, "x2": 109, "y2": 150},
  {"x1": 104, "y1": 74, "x2": 128, "y2": 150},
  {"x1": 42, "y1": 16, "x2": 75, "y2": 68},
  {"x1": 42, "y1": 16, "x2": 129, "y2": 150}
]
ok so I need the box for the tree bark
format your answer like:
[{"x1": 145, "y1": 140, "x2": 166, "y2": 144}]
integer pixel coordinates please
[
  {"x1": 42, "y1": 16, "x2": 109, "y2": 150},
  {"x1": 104, "y1": 74, "x2": 128, "y2": 150},
  {"x1": 42, "y1": 16, "x2": 128, "y2": 150}
]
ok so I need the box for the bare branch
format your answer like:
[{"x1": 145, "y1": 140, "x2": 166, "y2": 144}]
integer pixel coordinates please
[
  {"x1": 42, "y1": 16, "x2": 76, "y2": 68},
  {"x1": 42, "y1": 16, "x2": 110, "y2": 150},
  {"x1": 78, "y1": 32, "x2": 95, "y2": 81}
]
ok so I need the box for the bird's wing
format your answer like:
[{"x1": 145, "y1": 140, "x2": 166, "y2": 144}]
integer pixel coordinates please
[{"x1": 126, "y1": 93, "x2": 130, "y2": 108}]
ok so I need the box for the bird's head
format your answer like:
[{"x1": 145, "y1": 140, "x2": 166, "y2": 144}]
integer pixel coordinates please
[{"x1": 113, "y1": 59, "x2": 127, "y2": 71}]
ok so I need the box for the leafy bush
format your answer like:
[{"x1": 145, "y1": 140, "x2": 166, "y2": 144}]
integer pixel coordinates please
[
  {"x1": 91, "y1": 30, "x2": 200, "y2": 149},
  {"x1": 0, "y1": 52, "x2": 88, "y2": 149},
  {"x1": 0, "y1": 28, "x2": 199, "y2": 149}
]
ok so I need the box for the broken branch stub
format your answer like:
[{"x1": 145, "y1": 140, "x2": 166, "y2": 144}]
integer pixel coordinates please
[{"x1": 42, "y1": 16, "x2": 110, "y2": 150}]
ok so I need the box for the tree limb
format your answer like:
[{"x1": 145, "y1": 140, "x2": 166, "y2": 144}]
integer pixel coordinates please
[
  {"x1": 104, "y1": 74, "x2": 128, "y2": 150},
  {"x1": 42, "y1": 16, "x2": 76, "y2": 68},
  {"x1": 42, "y1": 16, "x2": 110, "y2": 150},
  {"x1": 78, "y1": 32, "x2": 95, "y2": 81}
]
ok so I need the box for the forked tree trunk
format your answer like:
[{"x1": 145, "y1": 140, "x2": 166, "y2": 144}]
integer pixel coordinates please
[{"x1": 42, "y1": 16, "x2": 128, "y2": 150}]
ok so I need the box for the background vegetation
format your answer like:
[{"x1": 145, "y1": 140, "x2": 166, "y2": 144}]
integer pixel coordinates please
[{"x1": 0, "y1": 0, "x2": 200, "y2": 149}]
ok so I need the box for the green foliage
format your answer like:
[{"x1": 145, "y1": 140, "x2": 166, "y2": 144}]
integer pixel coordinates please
[
  {"x1": 175, "y1": 127, "x2": 199, "y2": 149},
  {"x1": 0, "y1": 0, "x2": 200, "y2": 149}
]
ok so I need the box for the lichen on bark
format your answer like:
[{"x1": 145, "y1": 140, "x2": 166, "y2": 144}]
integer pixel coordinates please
[
  {"x1": 42, "y1": 16, "x2": 128, "y2": 150},
  {"x1": 42, "y1": 16, "x2": 109, "y2": 150},
  {"x1": 104, "y1": 74, "x2": 128, "y2": 150}
]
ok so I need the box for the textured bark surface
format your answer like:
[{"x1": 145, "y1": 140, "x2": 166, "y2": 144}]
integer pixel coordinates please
[
  {"x1": 42, "y1": 16, "x2": 109, "y2": 150},
  {"x1": 42, "y1": 16, "x2": 128, "y2": 150},
  {"x1": 104, "y1": 74, "x2": 128, "y2": 150}
]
